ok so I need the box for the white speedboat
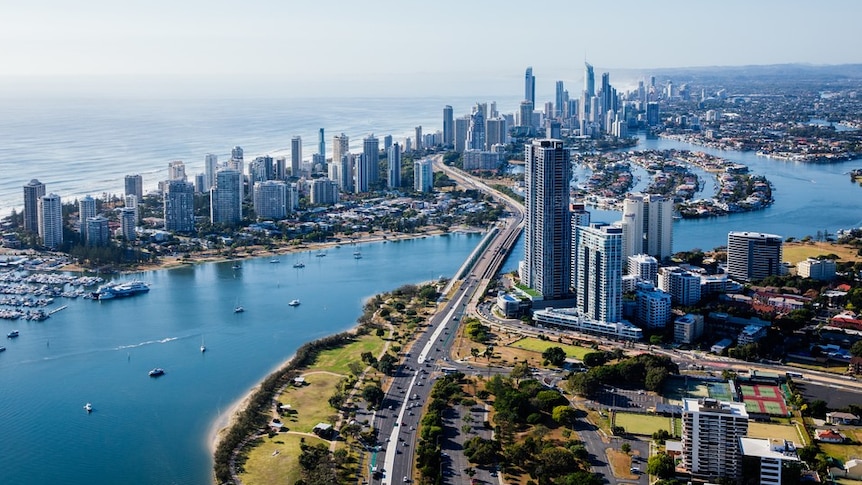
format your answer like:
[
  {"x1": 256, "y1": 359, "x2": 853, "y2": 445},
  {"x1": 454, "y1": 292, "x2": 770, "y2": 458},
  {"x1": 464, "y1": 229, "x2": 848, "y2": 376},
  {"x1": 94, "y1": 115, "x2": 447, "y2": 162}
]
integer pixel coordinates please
[
  {"x1": 148, "y1": 368, "x2": 165, "y2": 377},
  {"x1": 84, "y1": 403, "x2": 93, "y2": 413},
  {"x1": 288, "y1": 300, "x2": 300, "y2": 307}
]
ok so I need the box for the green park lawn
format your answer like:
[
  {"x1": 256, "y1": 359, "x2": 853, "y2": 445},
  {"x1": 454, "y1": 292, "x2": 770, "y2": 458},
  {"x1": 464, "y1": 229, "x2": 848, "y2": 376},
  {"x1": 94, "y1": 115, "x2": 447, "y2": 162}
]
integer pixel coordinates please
[
  {"x1": 310, "y1": 333, "x2": 385, "y2": 375},
  {"x1": 277, "y1": 372, "x2": 343, "y2": 433},
  {"x1": 614, "y1": 412, "x2": 677, "y2": 436},
  {"x1": 239, "y1": 433, "x2": 328, "y2": 485},
  {"x1": 510, "y1": 337, "x2": 594, "y2": 361}
]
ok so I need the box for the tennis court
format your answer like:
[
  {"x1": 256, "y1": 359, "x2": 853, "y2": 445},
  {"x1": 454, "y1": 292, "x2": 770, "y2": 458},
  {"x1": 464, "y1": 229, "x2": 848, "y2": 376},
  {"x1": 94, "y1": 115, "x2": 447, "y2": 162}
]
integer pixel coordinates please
[
  {"x1": 739, "y1": 384, "x2": 789, "y2": 416},
  {"x1": 707, "y1": 382, "x2": 734, "y2": 402}
]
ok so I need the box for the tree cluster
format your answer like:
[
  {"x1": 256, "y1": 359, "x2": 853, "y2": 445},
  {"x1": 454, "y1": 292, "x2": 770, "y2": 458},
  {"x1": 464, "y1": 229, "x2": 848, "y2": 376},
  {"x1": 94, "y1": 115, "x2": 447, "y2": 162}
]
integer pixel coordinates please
[{"x1": 567, "y1": 354, "x2": 679, "y2": 397}]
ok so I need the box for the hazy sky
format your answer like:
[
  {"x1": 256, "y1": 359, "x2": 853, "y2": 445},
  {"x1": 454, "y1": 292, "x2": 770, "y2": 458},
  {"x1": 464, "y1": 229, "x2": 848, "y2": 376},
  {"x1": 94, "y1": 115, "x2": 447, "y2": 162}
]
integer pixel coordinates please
[{"x1": 1, "y1": 0, "x2": 859, "y2": 97}]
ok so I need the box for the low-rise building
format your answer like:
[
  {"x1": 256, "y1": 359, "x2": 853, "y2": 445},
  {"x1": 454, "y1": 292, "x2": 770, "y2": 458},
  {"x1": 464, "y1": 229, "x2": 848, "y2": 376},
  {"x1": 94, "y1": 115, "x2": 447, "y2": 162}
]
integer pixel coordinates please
[
  {"x1": 739, "y1": 438, "x2": 800, "y2": 485},
  {"x1": 635, "y1": 283, "x2": 672, "y2": 329},
  {"x1": 532, "y1": 307, "x2": 643, "y2": 340},
  {"x1": 674, "y1": 313, "x2": 704, "y2": 344},
  {"x1": 826, "y1": 412, "x2": 859, "y2": 425},
  {"x1": 815, "y1": 429, "x2": 844, "y2": 444},
  {"x1": 797, "y1": 258, "x2": 836, "y2": 280},
  {"x1": 738, "y1": 324, "x2": 768, "y2": 346}
]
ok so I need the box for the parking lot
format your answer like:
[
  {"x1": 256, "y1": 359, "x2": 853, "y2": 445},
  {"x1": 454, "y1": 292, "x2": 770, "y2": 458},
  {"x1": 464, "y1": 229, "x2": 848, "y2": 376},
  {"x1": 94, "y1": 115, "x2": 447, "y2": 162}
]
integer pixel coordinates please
[{"x1": 592, "y1": 386, "x2": 663, "y2": 412}]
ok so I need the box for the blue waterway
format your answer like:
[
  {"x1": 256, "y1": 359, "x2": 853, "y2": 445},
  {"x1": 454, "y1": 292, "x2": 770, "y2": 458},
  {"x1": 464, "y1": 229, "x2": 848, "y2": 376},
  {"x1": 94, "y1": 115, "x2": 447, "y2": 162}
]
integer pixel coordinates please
[{"x1": 0, "y1": 234, "x2": 480, "y2": 485}]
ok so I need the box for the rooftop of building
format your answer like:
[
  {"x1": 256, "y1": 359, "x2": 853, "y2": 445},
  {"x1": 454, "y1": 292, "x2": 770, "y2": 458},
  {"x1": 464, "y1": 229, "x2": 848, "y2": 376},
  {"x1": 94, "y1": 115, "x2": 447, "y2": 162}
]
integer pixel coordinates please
[
  {"x1": 739, "y1": 437, "x2": 799, "y2": 461},
  {"x1": 684, "y1": 397, "x2": 748, "y2": 417}
]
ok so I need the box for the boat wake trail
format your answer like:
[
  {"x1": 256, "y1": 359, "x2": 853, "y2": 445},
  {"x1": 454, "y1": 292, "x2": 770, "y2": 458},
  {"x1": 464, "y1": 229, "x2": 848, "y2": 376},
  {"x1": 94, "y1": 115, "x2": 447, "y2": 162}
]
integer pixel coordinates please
[{"x1": 116, "y1": 337, "x2": 178, "y2": 350}]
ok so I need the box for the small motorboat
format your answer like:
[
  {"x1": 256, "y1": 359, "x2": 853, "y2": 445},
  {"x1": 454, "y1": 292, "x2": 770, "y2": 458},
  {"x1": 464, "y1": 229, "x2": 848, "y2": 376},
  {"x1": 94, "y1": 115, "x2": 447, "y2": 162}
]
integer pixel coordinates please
[
  {"x1": 84, "y1": 403, "x2": 93, "y2": 413},
  {"x1": 148, "y1": 368, "x2": 165, "y2": 377},
  {"x1": 288, "y1": 300, "x2": 300, "y2": 307}
]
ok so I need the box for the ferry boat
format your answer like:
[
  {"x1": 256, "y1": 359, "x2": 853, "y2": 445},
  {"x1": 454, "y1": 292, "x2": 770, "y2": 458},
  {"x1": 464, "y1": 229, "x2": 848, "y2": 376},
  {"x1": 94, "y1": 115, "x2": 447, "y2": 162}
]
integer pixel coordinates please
[
  {"x1": 288, "y1": 300, "x2": 301, "y2": 307},
  {"x1": 91, "y1": 281, "x2": 150, "y2": 300},
  {"x1": 148, "y1": 368, "x2": 165, "y2": 377}
]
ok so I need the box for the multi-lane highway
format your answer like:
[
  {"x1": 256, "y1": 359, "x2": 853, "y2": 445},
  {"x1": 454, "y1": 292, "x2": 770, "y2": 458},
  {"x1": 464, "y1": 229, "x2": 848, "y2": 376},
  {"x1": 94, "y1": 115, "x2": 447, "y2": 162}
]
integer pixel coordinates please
[{"x1": 372, "y1": 158, "x2": 524, "y2": 485}]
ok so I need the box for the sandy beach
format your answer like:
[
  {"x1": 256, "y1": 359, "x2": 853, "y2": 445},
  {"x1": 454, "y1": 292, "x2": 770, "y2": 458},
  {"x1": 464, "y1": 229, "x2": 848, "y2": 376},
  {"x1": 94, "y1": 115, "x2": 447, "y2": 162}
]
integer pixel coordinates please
[{"x1": 207, "y1": 350, "x2": 298, "y2": 455}]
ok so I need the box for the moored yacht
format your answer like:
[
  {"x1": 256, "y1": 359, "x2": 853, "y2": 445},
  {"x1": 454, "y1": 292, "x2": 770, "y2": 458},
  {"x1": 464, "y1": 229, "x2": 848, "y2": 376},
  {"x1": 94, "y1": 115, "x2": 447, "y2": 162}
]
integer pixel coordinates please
[{"x1": 148, "y1": 368, "x2": 165, "y2": 377}]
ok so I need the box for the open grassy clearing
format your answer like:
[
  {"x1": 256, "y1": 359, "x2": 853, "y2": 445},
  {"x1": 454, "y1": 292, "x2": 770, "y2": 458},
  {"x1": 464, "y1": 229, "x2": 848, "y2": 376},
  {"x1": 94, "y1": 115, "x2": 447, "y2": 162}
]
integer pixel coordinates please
[
  {"x1": 614, "y1": 412, "x2": 676, "y2": 436},
  {"x1": 239, "y1": 434, "x2": 327, "y2": 485},
  {"x1": 606, "y1": 448, "x2": 638, "y2": 480},
  {"x1": 277, "y1": 372, "x2": 343, "y2": 433},
  {"x1": 510, "y1": 337, "x2": 595, "y2": 361},
  {"x1": 746, "y1": 422, "x2": 807, "y2": 446},
  {"x1": 820, "y1": 428, "x2": 862, "y2": 464},
  {"x1": 310, "y1": 333, "x2": 385, "y2": 375},
  {"x1": 783, "y1": 241, "x2": 862, "y2": 265}
]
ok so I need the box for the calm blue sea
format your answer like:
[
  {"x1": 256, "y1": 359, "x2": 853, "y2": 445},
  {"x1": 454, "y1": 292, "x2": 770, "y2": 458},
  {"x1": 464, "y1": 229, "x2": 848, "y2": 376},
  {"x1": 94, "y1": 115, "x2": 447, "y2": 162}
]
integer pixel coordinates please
[
  {"x1": 1, "y1": 95, "x2": 860, "y2": 249},
  {"x1": 0, "y1": 234, "x2": 481, "y2": 485}
]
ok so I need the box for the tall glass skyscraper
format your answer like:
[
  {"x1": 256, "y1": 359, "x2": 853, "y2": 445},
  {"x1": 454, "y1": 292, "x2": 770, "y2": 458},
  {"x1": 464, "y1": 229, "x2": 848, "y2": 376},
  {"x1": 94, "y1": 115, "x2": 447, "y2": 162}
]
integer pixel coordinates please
[
  {"x1": 23, "y1": 179, "x2": 46, "y2": 233},
  {"x1": 524, "y1": 66, "x2": 535, "y2": 106},
  {"x1": 387, "y1": 142, "x2": 401, "y2": 189},
  {"x1": 442, "y1": 105, "x2": 454, "y2": 147},
  {"x1": 521, "y1": 139, "x2": 570, "y2": 300},
  {"x1": 363, "y1": 134, "x2": 379, "y2": 185}
]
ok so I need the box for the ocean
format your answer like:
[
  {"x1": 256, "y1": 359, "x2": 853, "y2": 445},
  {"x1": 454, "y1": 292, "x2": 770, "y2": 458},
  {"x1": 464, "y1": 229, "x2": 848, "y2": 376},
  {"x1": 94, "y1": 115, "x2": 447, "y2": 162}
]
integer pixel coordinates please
[{"x1": 2, "y1": 95, "x2": 860, "y2": 251}]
